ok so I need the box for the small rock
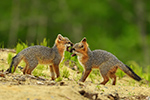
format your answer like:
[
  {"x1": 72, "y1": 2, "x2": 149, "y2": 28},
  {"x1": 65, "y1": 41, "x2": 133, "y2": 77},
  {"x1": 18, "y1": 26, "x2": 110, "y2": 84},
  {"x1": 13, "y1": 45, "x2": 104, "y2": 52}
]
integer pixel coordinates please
[
  {"x1": 36, "y1": 81, "x2": 44, "y2": 85},
  {"x1": 78, "y1": 82, "x2": 85, "y2": 87},
  {"x1": 25, "y1": 74, "x2": 36, "y2": 79},
  {"x1": 60, "y1": 82, "x2": 65, "y2": 86},
  {"x1": 47, "y1": 81, "x2": 56, "y2": 86},
  {"x1": 0, "y1": 70, "x2": 4, "y2": 72},
  {"x1": 79, "y1": 90, "x2": 98, "y2": 100},
  {"x1": 0, "y1": 72, "x2": 5, "y2": 78},
  {"x1": 107, "y1": 93, "x2": 120, "y2": 100},
  {"x1": 100, "y1": 93, "x2": 103, "y2": 95},
  {"x1": 17, "y1": 76, "x2": 26, "y2": 81},
  {"x1": 51, "y1": 96, "x2": 54, "y2": 99},
  {"x1": 36, "y1": 76, "x2": 46, "y2": 81}
]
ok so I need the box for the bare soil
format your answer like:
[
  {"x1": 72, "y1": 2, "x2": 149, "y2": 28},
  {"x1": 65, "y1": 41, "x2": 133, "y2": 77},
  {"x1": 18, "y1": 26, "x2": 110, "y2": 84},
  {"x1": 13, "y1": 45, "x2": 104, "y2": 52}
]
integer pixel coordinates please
[{"x1": 0, "y1": 49, "x2": 150, "y2": 100}]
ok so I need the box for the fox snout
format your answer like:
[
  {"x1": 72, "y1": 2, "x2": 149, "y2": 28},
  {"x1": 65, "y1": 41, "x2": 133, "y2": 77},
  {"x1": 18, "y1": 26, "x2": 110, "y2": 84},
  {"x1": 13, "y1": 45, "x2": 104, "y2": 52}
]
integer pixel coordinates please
[
  {"x1": 66, "y1": 42, "x2": 73, "y2": 47},
  {"x1": 69, "y1": 42, "x2": 73, "y2": 47},
  {"x1": 70, "y1": 48, "x2": 75, "y2": 53},
  {"x1": 66, "y1": 42, "x2": 74, "y2": 52},
  {"x1": 70, "y1": 48, "x2": 77, "y2": 57}
]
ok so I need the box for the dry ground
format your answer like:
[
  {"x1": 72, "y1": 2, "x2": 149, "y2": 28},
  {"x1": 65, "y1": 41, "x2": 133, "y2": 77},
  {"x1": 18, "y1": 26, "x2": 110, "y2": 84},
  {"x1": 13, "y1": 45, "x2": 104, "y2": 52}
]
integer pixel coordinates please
[{"x1": 0, "y1": 49, "x2": 150, "y2": 100}]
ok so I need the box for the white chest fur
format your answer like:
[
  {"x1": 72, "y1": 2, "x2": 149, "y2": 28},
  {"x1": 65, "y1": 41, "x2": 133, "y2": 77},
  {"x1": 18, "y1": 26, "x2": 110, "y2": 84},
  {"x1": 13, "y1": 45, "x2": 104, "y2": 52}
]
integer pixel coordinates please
[{"x1": 77, "y1": 56, "x2": 85, "y2": 69}]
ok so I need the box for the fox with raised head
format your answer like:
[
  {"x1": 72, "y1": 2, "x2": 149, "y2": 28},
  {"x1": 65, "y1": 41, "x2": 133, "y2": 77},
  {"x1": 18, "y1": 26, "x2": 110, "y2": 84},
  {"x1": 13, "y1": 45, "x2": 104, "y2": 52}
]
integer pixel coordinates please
[
  {"x1": 71, "y1": 37, "x2": 142, "y2": 85},
  {"x1": 6, "y1": 34, "x2": 73, "y2": 80}
]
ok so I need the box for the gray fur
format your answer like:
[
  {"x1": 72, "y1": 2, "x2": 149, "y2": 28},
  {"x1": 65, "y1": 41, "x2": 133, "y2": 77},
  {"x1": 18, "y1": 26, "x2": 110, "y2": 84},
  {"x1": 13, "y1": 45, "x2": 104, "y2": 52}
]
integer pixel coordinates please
[
  {"x1": 6, "y1": 34, "x2": 72, "y2": 80},
  {"x1": 72, "y1": 41, "x2": 141, "y2": 84}
]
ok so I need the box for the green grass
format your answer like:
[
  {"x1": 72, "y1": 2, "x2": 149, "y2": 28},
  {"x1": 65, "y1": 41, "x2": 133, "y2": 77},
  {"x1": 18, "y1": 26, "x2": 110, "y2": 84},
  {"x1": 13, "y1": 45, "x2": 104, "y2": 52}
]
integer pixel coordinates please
[
  {"x1": 32, "y1": 65, "x2": 49, "y2": 78},
  {"x1": 7, "y1": 53, "x2": 13, "y2": 65},
  {"x1": 55, "y1": 77, "x2": 63, "y2": 82},
  {"x1": 4, "y1": 38, "x2": 150, "y2": 86},
  {"x1": 0, "y1": 41, "x2": 4, "y2": 48},
  {"x1": 89, "y1": 73, "x2": 96, "y2": 83},
  {"x1": 62, "y1": 67, "x2": 70, "y2": 78},
  {"x1": 39, "y1": 38, "x2": 50, "y2": 47},
  {"x1": 16, "y1": 40, "x2": 28, "y2": 54}
]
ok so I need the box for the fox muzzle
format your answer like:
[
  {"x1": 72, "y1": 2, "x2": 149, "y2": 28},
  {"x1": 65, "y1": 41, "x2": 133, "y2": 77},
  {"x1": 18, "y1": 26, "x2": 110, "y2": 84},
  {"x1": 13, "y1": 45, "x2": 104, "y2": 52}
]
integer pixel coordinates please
[{"x1": 70, "y1": 48, "x2": 75, "y2": 53}]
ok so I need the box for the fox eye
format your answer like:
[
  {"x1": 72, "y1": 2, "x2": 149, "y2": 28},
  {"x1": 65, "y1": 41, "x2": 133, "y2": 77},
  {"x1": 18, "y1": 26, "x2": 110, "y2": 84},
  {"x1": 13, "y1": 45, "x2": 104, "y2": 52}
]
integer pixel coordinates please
[{"x1": 80, "y1": 45, "x2": 84, "y2": 48}]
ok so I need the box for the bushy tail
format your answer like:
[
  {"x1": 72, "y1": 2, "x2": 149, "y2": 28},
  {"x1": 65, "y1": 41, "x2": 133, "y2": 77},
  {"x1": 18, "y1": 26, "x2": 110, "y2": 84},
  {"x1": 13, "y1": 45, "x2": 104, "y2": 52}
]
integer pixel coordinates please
[
  {"x1": 6, "y1": 54, "x2": 22, "y2": 73},
  {"x1": 119, "y1": 64, "x2": 142, "y2": 81}
]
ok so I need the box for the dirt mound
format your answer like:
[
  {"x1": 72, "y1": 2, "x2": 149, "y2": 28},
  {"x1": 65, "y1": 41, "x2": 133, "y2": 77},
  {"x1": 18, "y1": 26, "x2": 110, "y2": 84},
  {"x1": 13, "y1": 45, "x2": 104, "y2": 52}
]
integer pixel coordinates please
[
  {"x1": 0, "y1": 73, "x2": 150, "y2": 100},
  {"x1": 0, "y1": 49, "x2": 150, "y2": 100}
]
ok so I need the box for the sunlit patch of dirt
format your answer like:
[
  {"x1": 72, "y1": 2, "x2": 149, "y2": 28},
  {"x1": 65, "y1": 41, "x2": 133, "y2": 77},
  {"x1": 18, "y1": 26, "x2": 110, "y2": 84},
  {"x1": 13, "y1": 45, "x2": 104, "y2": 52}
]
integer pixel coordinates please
[{"x1": 0, "y1": 49, "x2": 150, "y2": 100}]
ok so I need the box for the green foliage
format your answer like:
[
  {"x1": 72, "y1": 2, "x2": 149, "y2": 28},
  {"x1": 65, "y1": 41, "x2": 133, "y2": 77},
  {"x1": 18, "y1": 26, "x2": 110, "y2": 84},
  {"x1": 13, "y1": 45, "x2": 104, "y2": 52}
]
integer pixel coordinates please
[
  {"x1": 92, "y1": 69, "x2": 100, "y2": 76},
  {"x1": 32, "y1": 70, "x2": 46, "y2": 77},
  {"x1": 96, "y1": 85, "x2": 101, "y2": 90},
  {"x1": 116, "y1": 69, "x2": 125, "y2": 79},
  {"x1": 63, "y1": 51, "x2": 84, "y2": 73},
  {"x1": 62, "y1": 67, "x2": 70, "y2": 78},
  {"x1": 88, "y1": 69, "x2": 100, "y2": 83},
  {"x1": 11, "y1": 66, "x2": 15, "y2": 73},
  {"x1": 16, "y1": 41, "x2": 28, "y2": 54},
  {"x1": 0, "y1": 0, "x2": 150, "y2": 67},
  {"x1": 0, "y1": 42, "x2": 4, "y2": 48},
  {"x1": 89, "y1": 73, "x2": 96, "y2": 83},
  {"x1": 36, "y1": 65, "x2": 45, "y2": 70},
  {"x1": 143, "y1": 66, "x2": 150, "y2": 82},
  {"x1": 7, "y1": 53, "x2": 13, "y2": 65},
  {"x1": 77, "y1": 64, "x2": 84, "y2": 73},
  {"x1": 5, "y1": 31, "x2": 150, "y2": 86},
  {"x1": 40, "y1": 38, "x2": 50, "y2": 47},
  {"x1": 32, "y1": 65, "x2": 48, "y2": 77},
  {"x1": 146, "y1": 74, "x2": 150, "y2": 82},
  {"x1": 55, "y1": 77, "x2": 63, "y2": 82},
  {"x1": 64, "y1": 51, "x2": 72, "y2": 61}
]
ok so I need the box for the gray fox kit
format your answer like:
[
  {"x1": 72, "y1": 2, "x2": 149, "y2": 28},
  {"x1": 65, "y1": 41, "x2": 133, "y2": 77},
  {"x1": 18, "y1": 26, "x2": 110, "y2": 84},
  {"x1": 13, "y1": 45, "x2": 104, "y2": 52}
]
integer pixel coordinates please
[
  {"x1": 6, "y1": 34, "x2": 73, "y2": 80},
  {"x1": 71, "y1": 37, "x2": 141, "y2": 85}
]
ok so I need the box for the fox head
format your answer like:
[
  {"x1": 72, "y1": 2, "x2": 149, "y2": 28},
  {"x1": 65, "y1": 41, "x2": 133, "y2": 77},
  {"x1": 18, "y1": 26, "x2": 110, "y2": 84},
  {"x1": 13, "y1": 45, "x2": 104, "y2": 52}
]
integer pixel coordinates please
[
  {"x1": 71, "y1": 37, "x2": 89, "y2": 57},
  {"x1": 55, "y1": 34, "x2": 73, "y2": 51}
]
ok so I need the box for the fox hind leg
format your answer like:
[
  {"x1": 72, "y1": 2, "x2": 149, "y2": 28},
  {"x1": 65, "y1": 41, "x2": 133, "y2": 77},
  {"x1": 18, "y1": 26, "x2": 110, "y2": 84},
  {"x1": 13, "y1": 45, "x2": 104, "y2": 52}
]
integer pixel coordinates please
[
  {"x1": 26, "y1": 59, "x2": 38, "y2": 75},
  {"x1": 22, "y1": 58, "x2": 29, "y2": 74},
  {"x1": 108, "y1": 73, "x2": 116, "y2": 85},
  {"x1": 108, "y1": 66, "x2": 118, "y2": 85},
  {"x1": 99, "y1": 67, "x2": 109, "y2": 85},
  {"x1": 100, "y1": 75, "x2": 109, "y2": 85},
  {"x1": 26, "y1": 64, "x2": 38, "y2": 75},
  {"x1": 22, "y1": 64, "x2": 28, "y2": 74}
]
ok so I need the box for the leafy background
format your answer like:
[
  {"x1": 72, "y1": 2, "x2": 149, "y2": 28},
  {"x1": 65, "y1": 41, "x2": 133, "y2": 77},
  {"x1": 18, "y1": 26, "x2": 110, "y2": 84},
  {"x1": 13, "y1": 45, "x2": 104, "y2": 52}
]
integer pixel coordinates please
[{"x1": 0, "y1": 0, "x2": 150, "y2": 69}]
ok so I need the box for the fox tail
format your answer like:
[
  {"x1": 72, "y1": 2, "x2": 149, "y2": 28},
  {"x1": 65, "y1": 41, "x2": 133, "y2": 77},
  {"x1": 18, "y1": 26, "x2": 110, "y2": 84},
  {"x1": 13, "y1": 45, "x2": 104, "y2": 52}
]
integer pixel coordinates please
[{"x1": 119, "y1": 63, "x2": 142, "y2": 81}]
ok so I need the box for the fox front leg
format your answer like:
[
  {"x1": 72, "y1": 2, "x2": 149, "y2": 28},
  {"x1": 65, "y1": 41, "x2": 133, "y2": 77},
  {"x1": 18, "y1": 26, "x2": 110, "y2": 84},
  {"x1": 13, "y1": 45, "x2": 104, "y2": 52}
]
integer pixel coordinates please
[
  {"x1": 53, "y1": 64, "x2": 60, "y2": 78},
  {"x1": 79, "y1": 69, "x2": 91, "y2": 82},
  {"x1": 49, "y1": 65, "x2": 55, "y2": 80}
]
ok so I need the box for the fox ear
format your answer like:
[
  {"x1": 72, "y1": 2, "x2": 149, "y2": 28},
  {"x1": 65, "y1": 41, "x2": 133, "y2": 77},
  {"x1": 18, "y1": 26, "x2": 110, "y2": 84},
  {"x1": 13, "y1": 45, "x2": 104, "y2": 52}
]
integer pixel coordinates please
[
  {"x1": 57, "y1": 34, "x2": 64, "y2": 41},
  {"x1": 81, "y1": 37, "x2": 87, "y2": 43},
  {"x1": 81, "y1": 37, "x2": 88, "y2": 47}
]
